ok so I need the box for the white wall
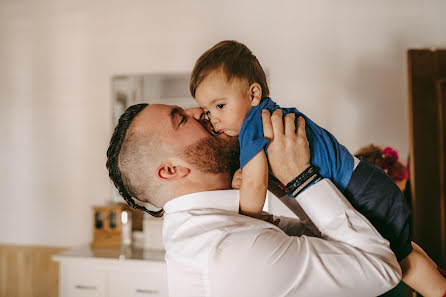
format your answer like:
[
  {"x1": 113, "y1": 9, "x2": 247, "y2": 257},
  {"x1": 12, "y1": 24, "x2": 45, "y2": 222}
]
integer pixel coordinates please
[{"x1": 1, "y1": 0, "x2": 446, "y2": 246}]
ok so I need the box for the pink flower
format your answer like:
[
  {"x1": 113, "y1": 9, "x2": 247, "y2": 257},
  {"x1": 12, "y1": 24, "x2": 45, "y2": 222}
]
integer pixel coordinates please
[
  {"x1": 380, "y1": 147, "x2": 408, "y2": 181},
  {"x1": 382, "y1": 147, "x2": 399, "y2": 161}
]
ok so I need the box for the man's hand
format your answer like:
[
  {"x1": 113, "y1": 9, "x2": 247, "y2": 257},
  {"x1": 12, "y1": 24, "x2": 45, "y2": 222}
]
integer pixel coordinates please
[{"x1": 262, "y1": 109, "x2": 311, "y2": 185}]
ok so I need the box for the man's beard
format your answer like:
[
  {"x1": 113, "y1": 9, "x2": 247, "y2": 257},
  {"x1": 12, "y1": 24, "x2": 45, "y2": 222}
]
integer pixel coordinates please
[{"x1": 182, "y1": 135, "x2": 240, "y2": 177}]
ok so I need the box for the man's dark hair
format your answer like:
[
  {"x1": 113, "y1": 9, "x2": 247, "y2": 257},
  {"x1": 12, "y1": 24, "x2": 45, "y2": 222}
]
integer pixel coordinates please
[
  {"x1": 106, "y1": 103, "x2": 164, "y2": 217},
  {"x1": 189, "y1": 40, "x2": 269, "y2": 98}
]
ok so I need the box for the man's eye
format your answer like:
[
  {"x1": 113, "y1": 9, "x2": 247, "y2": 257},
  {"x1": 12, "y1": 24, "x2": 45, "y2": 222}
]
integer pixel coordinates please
[
  {"x1": 180, "y1": 116, "x2": 187, "y2": 125},
  {"x1": 216, "y1": 104, "x2": 224, "y2": 109}
]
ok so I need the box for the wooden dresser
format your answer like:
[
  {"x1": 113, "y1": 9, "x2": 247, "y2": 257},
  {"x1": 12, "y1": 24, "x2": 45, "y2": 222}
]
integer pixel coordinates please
[{"x1": 53, "y1": 246, "x2": 168, "y2": 297}]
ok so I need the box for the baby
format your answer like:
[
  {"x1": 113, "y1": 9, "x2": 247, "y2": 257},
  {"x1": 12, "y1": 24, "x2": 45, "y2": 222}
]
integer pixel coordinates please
[{"x1": 190, "y1": 40, "x2": 446, "y2": 297}]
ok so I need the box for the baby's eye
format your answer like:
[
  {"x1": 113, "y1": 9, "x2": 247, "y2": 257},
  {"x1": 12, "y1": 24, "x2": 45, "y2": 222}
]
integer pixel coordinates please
[
  {"x1": 216, "y1": 104, "x2": 225, "y2": 109},
  {"x1": 204, "y1": 111, "x2": 210, "y2": 119}
]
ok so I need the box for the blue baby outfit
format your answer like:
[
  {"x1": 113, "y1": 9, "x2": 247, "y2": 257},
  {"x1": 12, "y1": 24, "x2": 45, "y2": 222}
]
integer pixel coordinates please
[
  {"x1": 238, "y1": 97, "x2": 354, "y2": 192},
  {"x1": 237, "y1": 97, "x2": 412, "y2": 263}
]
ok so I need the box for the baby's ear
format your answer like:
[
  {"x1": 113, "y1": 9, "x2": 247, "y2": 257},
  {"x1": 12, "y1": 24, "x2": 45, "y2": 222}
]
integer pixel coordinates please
[{"x1": 249, "y1": 83, "x2": 262, "y2": 106}]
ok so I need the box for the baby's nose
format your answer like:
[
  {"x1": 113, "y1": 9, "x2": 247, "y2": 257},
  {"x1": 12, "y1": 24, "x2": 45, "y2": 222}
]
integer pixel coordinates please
[{"x1": 210, "y1": 117, "x2": 220, "y2": 127}]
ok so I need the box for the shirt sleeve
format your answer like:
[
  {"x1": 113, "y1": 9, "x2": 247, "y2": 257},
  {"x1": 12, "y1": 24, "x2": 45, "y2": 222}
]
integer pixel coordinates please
[
  {"x1": 276, "y1": 194, "x2": 322, "y2": 237},
  {"x1": 208, "y1": 179, "x2": 402, "y2": 297},
  {"x1": 260, "y1": 211, "x2": 317, "y2": 237}
]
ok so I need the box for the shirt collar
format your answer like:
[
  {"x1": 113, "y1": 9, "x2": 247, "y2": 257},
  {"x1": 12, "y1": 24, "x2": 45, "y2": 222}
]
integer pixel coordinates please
[{"x1": 163, "y1": 189, "x2": 240, "y2": 214}]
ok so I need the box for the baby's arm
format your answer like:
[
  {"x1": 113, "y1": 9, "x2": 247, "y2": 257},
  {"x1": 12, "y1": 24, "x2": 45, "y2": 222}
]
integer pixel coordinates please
[{"x1": 239, "y1": 150, "x2": 269, "y2": 217}]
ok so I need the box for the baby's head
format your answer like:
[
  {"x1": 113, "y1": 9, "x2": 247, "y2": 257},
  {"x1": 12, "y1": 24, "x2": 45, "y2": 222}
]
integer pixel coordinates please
[{"x1": 190, "y1": 40, "x2": 269, "y2": 136}]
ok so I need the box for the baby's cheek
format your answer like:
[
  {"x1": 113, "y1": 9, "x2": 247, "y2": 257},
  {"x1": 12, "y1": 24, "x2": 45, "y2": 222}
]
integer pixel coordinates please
[
  {"x1": 234, "y1": 120, "x2": 245, "y2": 133},
  {"x1": 227, "y1": 120, "x2": 243, "y2": 136},
  {"x1": 225, "y1": 130, "x2": 239, "y2": 137}
]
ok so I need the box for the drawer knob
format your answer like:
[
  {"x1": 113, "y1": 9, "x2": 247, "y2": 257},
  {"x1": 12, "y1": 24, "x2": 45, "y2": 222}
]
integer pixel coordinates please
[
  {"x1": 136, "y1": 288, "x2": 160, "y2": 294},
  {"x1": 75, "y1": 284, "x2": 97, "y2": 290}
]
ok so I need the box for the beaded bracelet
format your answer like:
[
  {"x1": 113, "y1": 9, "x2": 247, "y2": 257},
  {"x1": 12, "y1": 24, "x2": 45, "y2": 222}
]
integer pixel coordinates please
[{"x1": 285, "y1": 165, "x2": 321, "y2": 197}]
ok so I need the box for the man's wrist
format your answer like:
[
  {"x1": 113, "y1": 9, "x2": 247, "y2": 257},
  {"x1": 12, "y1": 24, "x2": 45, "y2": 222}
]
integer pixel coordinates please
[
  {"x1": 279, "y1": 162, "x2": 311, "y2": 185},
  {"x1": 268, "y1": 175, "x2": 288, "y2": 197},
  {"x1": 270, "y1": 165, "x2": 321, "y2": 197},
  {"x1": 285, "y1": 165, "x2": 321, "y2": 197}
]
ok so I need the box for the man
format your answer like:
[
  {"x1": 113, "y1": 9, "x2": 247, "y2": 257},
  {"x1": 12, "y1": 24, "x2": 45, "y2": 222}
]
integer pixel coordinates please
[{"x1": 106, "y1": 103, "x2": 401, "y2": 297}]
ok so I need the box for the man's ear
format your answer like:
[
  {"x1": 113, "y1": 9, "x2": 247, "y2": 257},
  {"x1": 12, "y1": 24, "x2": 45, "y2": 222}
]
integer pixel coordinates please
[
  {"x1": 156, "y1": 162, "x2": 191, "y2": 181},
  {"x1": 249, "y1": 83, "x2": 263, "y2": 106}
]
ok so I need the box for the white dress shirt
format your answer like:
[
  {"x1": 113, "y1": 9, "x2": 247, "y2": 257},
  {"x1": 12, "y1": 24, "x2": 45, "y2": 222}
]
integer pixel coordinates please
[{"x1": 162, "y1": 179, "x2": 401, "y2": 297}]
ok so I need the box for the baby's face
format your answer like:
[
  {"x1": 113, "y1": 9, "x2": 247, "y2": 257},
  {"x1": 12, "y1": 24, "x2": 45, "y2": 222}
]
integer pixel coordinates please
[{"x1": 195, "y1": 69, "x2": 253, "y2": 137}]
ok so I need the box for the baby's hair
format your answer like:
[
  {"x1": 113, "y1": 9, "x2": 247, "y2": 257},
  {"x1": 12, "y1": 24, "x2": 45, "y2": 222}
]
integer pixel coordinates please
[{"x1": 190, "y1": 40, "x2": 269, "y2": 98}]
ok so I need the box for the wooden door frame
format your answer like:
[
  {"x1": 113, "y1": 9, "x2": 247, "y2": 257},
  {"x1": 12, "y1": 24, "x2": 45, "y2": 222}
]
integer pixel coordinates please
[{"x1": 408, "y1": 49, "x2": 446, "y2": 267}]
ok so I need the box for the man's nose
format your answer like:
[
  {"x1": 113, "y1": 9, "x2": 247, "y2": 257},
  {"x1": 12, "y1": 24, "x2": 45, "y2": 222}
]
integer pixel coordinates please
[{"x1": 185, "y1": 107, "x2": 205, "y2": 121}]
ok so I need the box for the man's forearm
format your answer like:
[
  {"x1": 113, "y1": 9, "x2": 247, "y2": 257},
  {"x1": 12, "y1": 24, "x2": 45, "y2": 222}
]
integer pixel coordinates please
[
  {"x1": 297, "y1": 179, "x2": 402, "y2": 282},
  {"x1": 275, "y1": 214, "x2": 318, "y2": 237}
]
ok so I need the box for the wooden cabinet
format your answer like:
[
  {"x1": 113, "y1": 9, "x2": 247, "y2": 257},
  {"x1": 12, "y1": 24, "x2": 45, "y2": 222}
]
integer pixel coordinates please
[
  {"x1": 109, "y1": 268, "x2": 169, "y2": 297},
  {"x1": 63, "y1": 264, "x2": 107, "y2": 297},
  {"x1": 53, "y1": 247, "x2": 168, "y2": 297}
]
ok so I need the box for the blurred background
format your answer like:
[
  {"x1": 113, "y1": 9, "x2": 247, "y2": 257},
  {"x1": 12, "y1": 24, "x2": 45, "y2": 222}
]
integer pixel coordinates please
[{"x1": 1, "y1": 0, "x2": 445, "y2": 296}]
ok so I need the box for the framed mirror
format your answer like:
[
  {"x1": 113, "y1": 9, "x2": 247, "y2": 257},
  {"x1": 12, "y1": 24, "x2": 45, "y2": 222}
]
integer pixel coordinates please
[{"x1": 111, "y1": 73, "x2": 197, "y2": 126}]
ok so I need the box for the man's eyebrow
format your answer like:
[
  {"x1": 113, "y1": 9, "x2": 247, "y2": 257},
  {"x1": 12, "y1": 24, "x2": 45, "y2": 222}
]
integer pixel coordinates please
[{"x1": 170, "y1": 107, "x2": 182, "y2": 129}]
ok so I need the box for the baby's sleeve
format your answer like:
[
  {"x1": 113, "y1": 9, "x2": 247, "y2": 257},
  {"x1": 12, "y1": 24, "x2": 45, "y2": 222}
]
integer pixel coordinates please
[{"x1": 238, "y1": 106, "x2": 270, "y2": 171}]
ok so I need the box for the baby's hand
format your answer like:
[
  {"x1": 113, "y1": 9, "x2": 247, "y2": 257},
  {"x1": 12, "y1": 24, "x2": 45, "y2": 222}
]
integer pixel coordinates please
[{"x1": 231, "y1": 168, "x2": 242, "y2": 189}]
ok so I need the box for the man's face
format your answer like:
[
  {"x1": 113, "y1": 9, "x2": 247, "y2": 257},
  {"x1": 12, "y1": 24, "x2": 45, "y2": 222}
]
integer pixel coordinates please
[{"x1": 133, "y1": 104, "x2": 239, "y2": 174}]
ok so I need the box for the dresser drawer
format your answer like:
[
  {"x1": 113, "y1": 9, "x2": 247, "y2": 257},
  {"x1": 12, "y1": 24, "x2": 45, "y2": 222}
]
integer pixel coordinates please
[
  {"x1": 54, "y1": 248, "x2": 168, "y2": 297},
  {"x1": 63, "y1": 264, "x2": 107, "y2": 297},
  {"x1": 109, "y1": 266, "x2": 168, "y2": 297}
]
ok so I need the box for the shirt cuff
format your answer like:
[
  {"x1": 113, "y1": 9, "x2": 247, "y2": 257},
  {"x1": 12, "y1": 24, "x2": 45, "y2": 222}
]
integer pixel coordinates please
[{"x1": 297, "y1": 178, "x2": 353, "y2": 229}]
